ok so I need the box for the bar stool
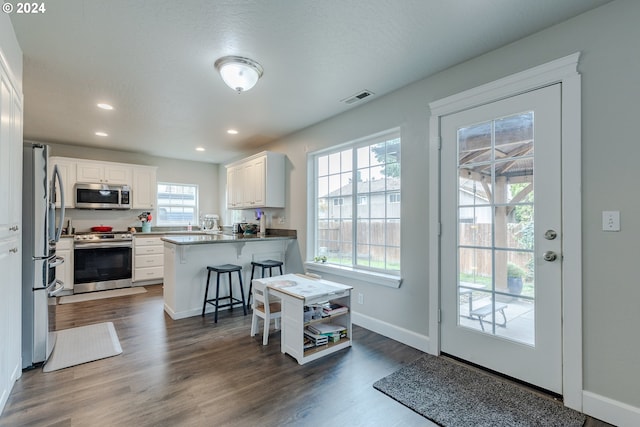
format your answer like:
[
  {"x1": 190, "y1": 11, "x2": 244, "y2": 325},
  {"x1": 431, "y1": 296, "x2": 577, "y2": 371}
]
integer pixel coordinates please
[
  {"x1": 247, "y1": 260, "x2": 284, "y2": 307},
  {"x1": 202, "y1": 264, "x2": 247, "y2": 323}
]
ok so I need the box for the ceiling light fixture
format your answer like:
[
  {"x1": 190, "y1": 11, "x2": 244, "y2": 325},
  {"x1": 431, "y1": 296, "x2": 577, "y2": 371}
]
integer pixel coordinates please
[
  {"x1": 214, "y1": 56, "x2": 263, "y2": 93},
  {"x1": 95, "y1": 131, "x2": 108, "y2": 137},
  {"x1": 97, "y1": 103, "x2": 114, "y2": 110},
  {"x1": 227, "y1": 129, "x2": 238, "y2": 135},
  {"x1": 196, "y1": 147, "x2": 205, "y2": 152}
]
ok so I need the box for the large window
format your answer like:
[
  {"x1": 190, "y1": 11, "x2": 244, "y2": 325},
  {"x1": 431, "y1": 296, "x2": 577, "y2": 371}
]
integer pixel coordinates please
[
  {"x1": 156, "y1": 183, "x2": 198, "y2": 226},
  {"x1": 312, "y1": 130, "x2": 400, "y2": 273}
]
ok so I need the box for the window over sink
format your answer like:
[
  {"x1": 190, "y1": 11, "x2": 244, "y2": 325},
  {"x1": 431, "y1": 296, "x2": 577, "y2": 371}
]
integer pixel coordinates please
[{"x1": 156, "y1": 182, "x2": 199, "y2": 226}]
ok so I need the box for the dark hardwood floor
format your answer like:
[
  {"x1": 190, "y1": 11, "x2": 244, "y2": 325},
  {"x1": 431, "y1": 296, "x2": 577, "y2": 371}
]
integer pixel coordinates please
[
  {"x1": 1, "y1": 285, "x2": 613, "y2": 427},
  {"x1": 1, "y1": 285, "x2": 428, "y2": 427}
]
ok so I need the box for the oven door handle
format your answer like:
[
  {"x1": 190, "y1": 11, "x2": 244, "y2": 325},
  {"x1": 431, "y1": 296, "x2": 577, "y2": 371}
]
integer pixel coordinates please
[{"x1": 75, "y1": 242, "x2": 132, "y2": 249}]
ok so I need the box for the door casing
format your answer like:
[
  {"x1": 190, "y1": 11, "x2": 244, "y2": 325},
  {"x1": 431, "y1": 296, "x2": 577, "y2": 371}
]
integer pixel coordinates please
[{"x1": 427, "y1": 53, "x2": 583, "y2": 410}]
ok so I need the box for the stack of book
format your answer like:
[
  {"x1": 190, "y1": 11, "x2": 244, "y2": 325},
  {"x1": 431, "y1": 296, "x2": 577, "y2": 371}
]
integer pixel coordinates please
[
  {"x1": 322, "y1": 302, "x2": 349, "y2": 316},
  {"x1": 304, "y1": 329, "x2": 329, "y2": 348},
  {"x1": 306, "y1": 323, "x2": 347, "y2": 344}
]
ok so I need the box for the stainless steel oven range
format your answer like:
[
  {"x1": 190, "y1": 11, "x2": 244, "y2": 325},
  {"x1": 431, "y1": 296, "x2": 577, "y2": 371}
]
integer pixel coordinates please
[{"x1": 73, "y1": 231, "x2": 133, "y2": 293}]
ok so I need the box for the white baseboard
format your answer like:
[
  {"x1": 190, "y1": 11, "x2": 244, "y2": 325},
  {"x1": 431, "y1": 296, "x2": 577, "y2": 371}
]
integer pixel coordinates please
[
  {"x1": 0, "y1": 360, "x2": 21, "y2": 417},
  {"x1": 352, "y1": 311, "x2": 430, "y2": 353},
  {"x1": 583, "y1": 390, "x2": 640, "y2": 427}
]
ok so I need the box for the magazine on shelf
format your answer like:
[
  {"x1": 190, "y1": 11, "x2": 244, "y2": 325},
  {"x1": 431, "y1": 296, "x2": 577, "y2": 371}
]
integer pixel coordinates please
[
  {"x1": 307, "y1": 322, "x2": 347, "y2": 335},
  {"x1": 322, "y1": 302, "x2": 349, "y2": 316}
]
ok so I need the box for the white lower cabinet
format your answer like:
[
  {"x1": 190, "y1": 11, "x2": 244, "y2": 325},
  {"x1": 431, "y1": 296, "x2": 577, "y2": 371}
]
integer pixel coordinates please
[
  {"x1": 133, "y1": 236, "x2": 164, "y2": 283},
  {"x1": 56, "y1": 238, "x2": 73, "y2": 291}
]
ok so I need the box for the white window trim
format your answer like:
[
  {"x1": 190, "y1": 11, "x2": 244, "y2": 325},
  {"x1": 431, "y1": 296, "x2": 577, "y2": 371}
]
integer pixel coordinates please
[
  {"x1": 304, "y1": 261, "x2": 402, "y2": 288},
  {"x1": 306, "y1": 128, "x2": 402, "y2": 287},
  {"x1": 156, "y1": 182, "x2": 199, "y2": 226},
  {"x1": 428, "y1": 52, "x2": 582, "y2": 410}
]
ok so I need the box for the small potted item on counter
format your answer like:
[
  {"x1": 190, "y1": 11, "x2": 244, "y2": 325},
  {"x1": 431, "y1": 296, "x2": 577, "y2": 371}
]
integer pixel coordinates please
[{"x1": 138, "y1": 212, "x2": 152, "y2": 232}]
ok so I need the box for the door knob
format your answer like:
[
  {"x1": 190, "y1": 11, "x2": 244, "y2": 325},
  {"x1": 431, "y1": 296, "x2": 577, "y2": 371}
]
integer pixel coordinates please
[
  {"x1": 544, "y1": 229, "x2": 557, "y2": 240},
  {"x1": 543, "y1": 251, "x2": 557, "y2": 262}
]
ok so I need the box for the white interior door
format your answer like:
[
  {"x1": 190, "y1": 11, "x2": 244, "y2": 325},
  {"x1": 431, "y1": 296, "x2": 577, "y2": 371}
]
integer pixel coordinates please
[{"x1": 440, "y1": 84, "x2": 562, "y2": 393}]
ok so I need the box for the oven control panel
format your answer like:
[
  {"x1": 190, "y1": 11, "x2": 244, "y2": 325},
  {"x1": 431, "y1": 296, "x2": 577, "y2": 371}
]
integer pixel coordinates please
[{"x1": 74, "y1": 232, "x2": 132, "y2": 242}]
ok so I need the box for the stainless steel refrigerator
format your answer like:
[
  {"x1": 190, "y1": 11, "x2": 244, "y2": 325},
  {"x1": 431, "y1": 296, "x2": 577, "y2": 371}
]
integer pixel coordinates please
[{"x1": 22, "y1": 143, "x2": 65, "y2": 369}]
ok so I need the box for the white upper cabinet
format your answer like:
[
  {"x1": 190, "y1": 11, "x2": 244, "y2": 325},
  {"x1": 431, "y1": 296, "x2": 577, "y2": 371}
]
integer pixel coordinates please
[
  {"x1": 49, "y1": 157, "x2": 76, "y2": 208},
  {"x1": 226, "y1": 151, "x2": 285, "y2": 209},
  {"x1": 132, "y1": 165, "x2": 157, "y2": 209},
  {"x1": 76, "y1": 161, "x2": 131, "y2": 185}
]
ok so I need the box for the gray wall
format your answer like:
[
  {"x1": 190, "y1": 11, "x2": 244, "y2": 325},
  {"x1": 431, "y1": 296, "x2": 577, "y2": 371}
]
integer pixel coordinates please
[{"x1": 250, "y1": 0, "x2": 639, "y2": 411}]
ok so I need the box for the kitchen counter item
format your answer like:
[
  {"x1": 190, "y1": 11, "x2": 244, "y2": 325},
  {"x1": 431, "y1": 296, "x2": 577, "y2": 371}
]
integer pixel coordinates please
[
  {"x1": 201, "y1": 214, "x2": 219, "y2": 232},
  {"x1": 243, "y1": 223, "x2": 258, "y2": 235},
  {"x1": 91, "y1": 226, "x2": 113, "y2": 232}
]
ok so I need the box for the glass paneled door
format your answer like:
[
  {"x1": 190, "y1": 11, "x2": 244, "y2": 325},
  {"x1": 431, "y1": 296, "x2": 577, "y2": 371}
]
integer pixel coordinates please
[{"x1": 440, "y1": 84, "x2": 563, "y2": 393}]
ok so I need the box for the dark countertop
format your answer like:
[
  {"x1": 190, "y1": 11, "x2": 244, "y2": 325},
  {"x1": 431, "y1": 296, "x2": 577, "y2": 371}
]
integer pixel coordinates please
[{"x1": 161, "y1": 233, "x2": 295, "y2": 245}]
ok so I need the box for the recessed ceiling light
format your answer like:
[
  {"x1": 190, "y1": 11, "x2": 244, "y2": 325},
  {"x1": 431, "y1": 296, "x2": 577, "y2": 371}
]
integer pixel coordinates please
[
  {"x1": 227, "y1": 129, "x2": 238, "y2": 135},
  {"x1": 196, "y1": 147, "x2": 205, "y2": 152},
  {"x1": 97, "y1": 103, "x2": 114, "y2": 110},
  {"x1": 95, "y1": 131, "x2": 108, "y2": 137}
]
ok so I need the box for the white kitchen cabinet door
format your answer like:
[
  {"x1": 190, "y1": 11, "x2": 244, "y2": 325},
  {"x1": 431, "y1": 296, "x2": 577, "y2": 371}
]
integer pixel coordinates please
[
  {"x1": 133, "y1": 236, "x2": 164, "y2": 283},
  {"x1": 76, "y1": 162, "x2": 103, "y2": 183},
  {"x1": 9, "y1": 88, "x2": 22, "y2": 227},
  {"x1": 49, "y1": 157, "x2": 76, "y2": 208},
  {"x1": 55, "y1": 248, "x2": 73, "y2": 290},
  {"x1": 76, "y1": 161, "x2": 132, "y2": 184},
  {"x1": 242, "y1": 157, "x2": 266, "y2": 207},
  {"x1": 225, "y1": 151, "x2": 284, "y2": 210},
  {"x1": 0, "y1": 68, "x2": 12, "y2": 238},
  {"x1": 132, "y1": 166, "x2": 157, "y2": 209},
  {"x1": 56, "y1": 238, "x2": 73, "y2": 290},
  {"x1": 104, "y1": 164, "x2": 131, "y2": 184},
  {"x1": 226, "y1": 165, "x2": 243, "y2": 209}
]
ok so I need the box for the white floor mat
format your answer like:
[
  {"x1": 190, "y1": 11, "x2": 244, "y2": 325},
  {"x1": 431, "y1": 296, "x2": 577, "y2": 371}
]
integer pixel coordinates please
[
  {"x1": 58, "y1": 287, "x2": 146, "y2": 304},
  {"x1": 43, "y1": 322, "x2": 123, "y2": 372}
]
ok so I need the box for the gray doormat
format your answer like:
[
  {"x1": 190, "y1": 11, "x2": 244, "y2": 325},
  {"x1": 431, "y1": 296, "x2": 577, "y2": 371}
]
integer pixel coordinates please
[
  {"x1": 59, "y1": 287, "x2": 146, "y2": 304},
  {"x1": 373, "y1": 355, "x2": 586, "y2": 427},
  {"x1": 43, "y1": 322, "x2": 122, "y2": 372}
]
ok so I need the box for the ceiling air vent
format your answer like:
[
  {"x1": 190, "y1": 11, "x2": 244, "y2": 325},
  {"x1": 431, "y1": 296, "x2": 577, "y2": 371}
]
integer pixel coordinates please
[{"x1": 341, "y1": 90, "x2": 374, "y2": 105}]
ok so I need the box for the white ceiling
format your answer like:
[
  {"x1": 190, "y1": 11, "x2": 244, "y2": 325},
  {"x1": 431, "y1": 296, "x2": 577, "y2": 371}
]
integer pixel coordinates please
[{"x1": 10, "y1": 0, "x2": 611, "y2": 164}]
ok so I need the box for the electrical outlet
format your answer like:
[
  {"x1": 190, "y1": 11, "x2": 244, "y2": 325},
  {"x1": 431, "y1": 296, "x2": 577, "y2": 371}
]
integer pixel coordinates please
[
  {"x1": 602, "y1": 211, "x2": 620, "y2": 231},
  {"x1": 357, "y1": 293, "x2": 364, "y2": 304},
  {"x1": 278, "y1": 216, "x2": 285, "y2": 224}
]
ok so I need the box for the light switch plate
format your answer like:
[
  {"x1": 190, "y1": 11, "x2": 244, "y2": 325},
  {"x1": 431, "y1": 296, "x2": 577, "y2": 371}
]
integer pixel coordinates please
[{"x1": 602, "y1": 211, "x2": 620, "y2": 231}]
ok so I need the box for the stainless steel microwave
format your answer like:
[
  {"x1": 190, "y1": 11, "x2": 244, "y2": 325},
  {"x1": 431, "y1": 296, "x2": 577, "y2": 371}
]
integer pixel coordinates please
[{"x1": 75, "y1": 183, "x2": 131, "y2": 209}]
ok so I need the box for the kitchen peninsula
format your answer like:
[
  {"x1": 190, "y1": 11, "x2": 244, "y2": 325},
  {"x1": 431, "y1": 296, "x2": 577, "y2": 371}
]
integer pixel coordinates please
[{"x1": 162, "y1": 233, "x2": 300, "y2": 319}]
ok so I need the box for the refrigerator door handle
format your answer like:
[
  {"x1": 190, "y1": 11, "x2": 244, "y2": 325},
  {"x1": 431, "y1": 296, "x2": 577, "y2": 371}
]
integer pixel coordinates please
[
  {"x1": 48, "y1": 280, "x2": 65, "y2": 296},
  {"x1": 52, "y1": 164, "x2": 65, "y2": 242},
  {"x1": 49, "y1": 256, "x2": 65, "y2": 268}
]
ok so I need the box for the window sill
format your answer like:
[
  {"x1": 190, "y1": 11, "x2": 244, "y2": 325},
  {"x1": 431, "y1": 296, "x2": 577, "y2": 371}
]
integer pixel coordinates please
[{"x1": 304, "y1": 262, "x2": 402, "y2": 288}]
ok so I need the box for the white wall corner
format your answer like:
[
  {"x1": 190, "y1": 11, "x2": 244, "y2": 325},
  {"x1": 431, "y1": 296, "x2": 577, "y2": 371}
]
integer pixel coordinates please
[
  {"x1": 583, "y1": 391, "x2": 640, "y2": 427},
  {"x1": 352, "y1": 311, "x2": 431, "y2": 353}
]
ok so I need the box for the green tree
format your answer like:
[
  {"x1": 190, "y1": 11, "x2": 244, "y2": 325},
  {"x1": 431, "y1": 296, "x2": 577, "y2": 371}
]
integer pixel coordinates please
[{"x1": 370, "y1": 138, "x2": 400, "y2": 177}]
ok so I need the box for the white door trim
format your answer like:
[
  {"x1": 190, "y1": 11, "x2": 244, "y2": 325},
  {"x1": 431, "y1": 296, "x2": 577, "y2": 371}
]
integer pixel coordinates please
[{"x1": 428, "y1": 52, "x2": 582, "y2": 411}]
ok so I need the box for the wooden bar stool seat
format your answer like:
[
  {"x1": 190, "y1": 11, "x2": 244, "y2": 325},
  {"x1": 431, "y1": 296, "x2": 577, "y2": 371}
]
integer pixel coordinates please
[
  {"x1": 247, "y1": 260, "x2": 284, "y2": 307},
  {"x1": 202, "y1": 264, "x2": 247, "y2": 323}
]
